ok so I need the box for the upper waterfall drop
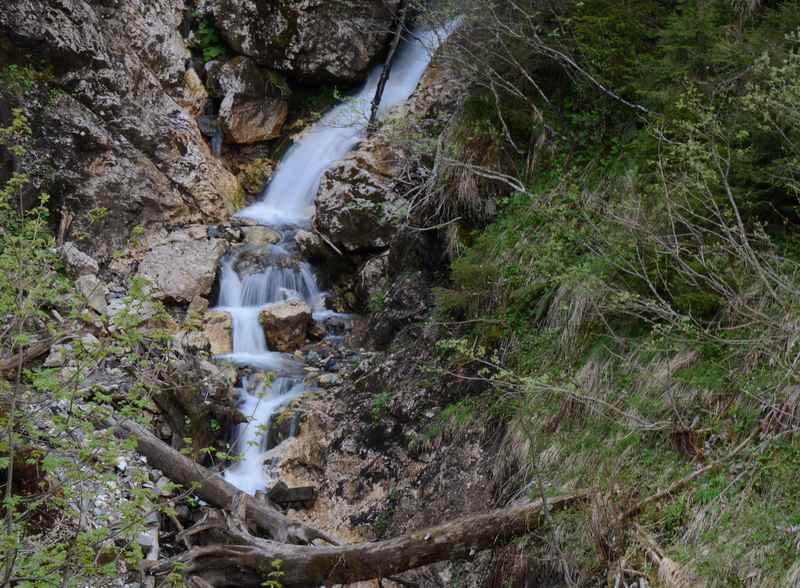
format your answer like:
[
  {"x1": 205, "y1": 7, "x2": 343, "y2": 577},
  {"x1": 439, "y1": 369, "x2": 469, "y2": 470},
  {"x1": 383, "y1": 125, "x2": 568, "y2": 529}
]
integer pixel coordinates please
[{"x1": 235, "y1": 24, "x2": 457, "y2": 227}]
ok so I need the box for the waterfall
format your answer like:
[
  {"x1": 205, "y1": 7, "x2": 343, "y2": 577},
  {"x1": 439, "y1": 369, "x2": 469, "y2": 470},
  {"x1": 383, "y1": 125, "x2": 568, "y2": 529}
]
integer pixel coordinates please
[
  {"x1": 223, "y1": 376, "x2": 305, "y2": 495},
  {"x1": 211, "y1": 126, "x2": 223, "y2": 157},
  {"x1": 235, "y1": 25, "x2": 455, "y2": 227},
  {"x1": 217, "y1": 24, "x2": 455, "y2": 495}
]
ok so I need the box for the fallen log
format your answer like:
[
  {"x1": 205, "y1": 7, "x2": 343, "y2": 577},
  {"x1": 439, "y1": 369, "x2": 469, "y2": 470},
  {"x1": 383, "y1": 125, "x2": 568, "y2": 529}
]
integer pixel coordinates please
[
  {"x1": 0, "y1": 338, "x2": 53, "y2": 377},
  {"x1": 153, "y1": 492, "x2": 586, "y2": 586},
  {"x1": 113, "y1": 419, "x2": 336, "y2": 545}
]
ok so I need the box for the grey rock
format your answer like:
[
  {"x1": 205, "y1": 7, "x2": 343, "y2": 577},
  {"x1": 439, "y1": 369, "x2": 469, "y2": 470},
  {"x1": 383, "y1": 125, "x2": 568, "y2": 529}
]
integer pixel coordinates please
[
  {"x1": 75, "y1": 274, "x2": 109, "y2": 314},
  {"x1": 138, "y1": 230, "x2": 226, "y2": 302},
  {"x1": 0, "y1": 0, "x2": 239, "y2": 261},
  {"x1": 60, "y1": 242, "x2": 99, "y2": 277},
  {"x1": 208, "y1": 0, "x2": 401, "y2": 83}
]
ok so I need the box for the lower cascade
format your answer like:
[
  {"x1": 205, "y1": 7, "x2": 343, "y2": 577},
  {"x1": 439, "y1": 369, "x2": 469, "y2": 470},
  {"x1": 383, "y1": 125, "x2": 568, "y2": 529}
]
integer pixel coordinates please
[{"x1": 213, "y1": 25, "x2": 454, "y2": 497}]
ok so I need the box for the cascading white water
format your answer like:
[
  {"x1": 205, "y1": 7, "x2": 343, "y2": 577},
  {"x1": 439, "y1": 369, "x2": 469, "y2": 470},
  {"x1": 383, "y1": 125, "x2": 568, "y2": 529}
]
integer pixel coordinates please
[
  {"x1": 218, "y1": 23, "x2": 455, "y2": 496},
  {"x1": 224, "y1": 376, "x2": 305, "y2": 495},
  {"x1": 236, "y1": 25, "x2": 456, "y2": 227}
]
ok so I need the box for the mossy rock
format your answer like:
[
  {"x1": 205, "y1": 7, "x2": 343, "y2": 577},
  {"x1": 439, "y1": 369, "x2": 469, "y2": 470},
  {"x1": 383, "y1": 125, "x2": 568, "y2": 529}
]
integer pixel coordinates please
[{"x1": 238, "y1": 158, "x2": 275, "y2": 195}]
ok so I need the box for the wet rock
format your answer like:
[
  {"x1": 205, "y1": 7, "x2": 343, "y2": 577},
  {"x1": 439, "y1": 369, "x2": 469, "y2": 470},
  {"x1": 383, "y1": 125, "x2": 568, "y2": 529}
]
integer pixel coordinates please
[
  {"x1": 207, "y1": 57, "x2": 288, "y2": 144},
  {"x1": 207, "y1": 0, "x2": 401, "y2": 83},
  {"x1": 203, "y1": 311, "x2": 233, "y2": 356},
  {"x1": 138, "y1": 230, "x2": 226, "y2": 302},
  {"x1": 357, "y1": 252, "x2": 389, "y2": 304},
  {"x1": 259, "y1": 300, "x2": 312, "y2": 352},
  {"x1": 60, "y1": 242, "x2": 99, "y2": 277},
  {"x1": 75, "y1": 274, "x2": 109, "y2": 314},
  {"x1": 313, "y1": 49, "x2": 468, "y2": 259},
  {"x1": 295, "y1": 229, "x2": 331, "y2": 259},
  {"x1": 241, "y1": 225, "x2": 282, "y2": 246}
]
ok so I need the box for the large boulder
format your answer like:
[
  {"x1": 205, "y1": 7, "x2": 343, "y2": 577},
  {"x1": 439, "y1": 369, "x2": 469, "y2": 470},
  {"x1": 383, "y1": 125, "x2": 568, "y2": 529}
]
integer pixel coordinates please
[
  {"x1": 206, "y1": 57, "x2": 288, "y2": 144},
  {"x1": 313, "y1": 49, "x2": 469, "y2": 256},
  {"x1": 313, "y1": 139, "x2": 407, "y2": 253},
  {"x1": 0, "y1": 0, "x2": 239, "y2": 262},
  {"x1": 259, "y1": 299, "x2": 312, "y2": 352},
  {"x1": 137, "y1": 228, "x2": 227, "y2": 303},
  {"x1": 207, "y1": 0, "x2": 401, "y2": 83}
]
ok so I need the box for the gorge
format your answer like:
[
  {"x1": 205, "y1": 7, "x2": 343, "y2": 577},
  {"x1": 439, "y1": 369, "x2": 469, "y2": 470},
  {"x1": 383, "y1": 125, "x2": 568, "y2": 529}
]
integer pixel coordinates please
[{"x1": 3, "y1": 1, "x2": 800, "y2": 586}]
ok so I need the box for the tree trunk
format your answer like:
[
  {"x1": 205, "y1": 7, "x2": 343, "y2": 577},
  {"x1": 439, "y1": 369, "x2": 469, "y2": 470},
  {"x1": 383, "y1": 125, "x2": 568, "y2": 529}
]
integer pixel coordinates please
[
  {"x1": 153, "y1": 492, "x2": 585, "y2": 587},
  {"x1": 367, "y1": 0, "x2": 410, "y2": 136},
  {"x1": 113, "y1": 420, "x2": 336, "y2": 545}
]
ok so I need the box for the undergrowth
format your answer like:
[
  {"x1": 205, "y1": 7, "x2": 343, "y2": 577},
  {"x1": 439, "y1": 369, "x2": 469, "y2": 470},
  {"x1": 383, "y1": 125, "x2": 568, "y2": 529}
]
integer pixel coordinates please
[{"x1": 424, "y1": 1, "x2": 800, "y2": 585}]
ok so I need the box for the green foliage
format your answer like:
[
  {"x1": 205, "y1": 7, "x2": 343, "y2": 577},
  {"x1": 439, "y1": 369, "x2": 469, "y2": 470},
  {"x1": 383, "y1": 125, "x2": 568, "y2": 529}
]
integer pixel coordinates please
[
  {"x1": 0, "y1": 64, "x2": 54, "y2": 95},
  {"x1": 430, "y1": 3, "x2": 800, "y2": 584},
  {"x1": 370, "y1": 390, "x2": 392, "y2": 422},
  {"x1": 261, "y1": 558, "x2": 286, "y2": 587},
  {"x1": 0, "y1": 112, "x2": 182, "y2": 585},
  {"x1": 367, "y1": 290, "x2": 386, "y2": 313},
  {"x1": 373, "y1": 483, "x2": 399, "y2": 539},
  {"x1": 193, "y1": 20, "x2": 231, "y2": 63}
]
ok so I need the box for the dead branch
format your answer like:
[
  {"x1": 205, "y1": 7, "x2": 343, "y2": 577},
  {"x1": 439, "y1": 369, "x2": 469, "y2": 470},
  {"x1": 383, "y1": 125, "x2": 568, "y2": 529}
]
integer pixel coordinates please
[
  {"x1": 113, "y1": 419, "x2": 337, "y2": 546},
  {"x1": 0, "y1": 338, "x2": 53, "y2": 377},
  {"x1": 152, "y1": 492, "x2": 586, "y2": 587}
]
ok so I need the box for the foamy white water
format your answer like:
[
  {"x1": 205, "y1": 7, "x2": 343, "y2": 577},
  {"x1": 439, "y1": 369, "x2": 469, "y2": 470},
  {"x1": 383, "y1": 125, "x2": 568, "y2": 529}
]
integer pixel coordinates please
[
  {"x1": 235, "y1": 25, "x2": 456, "y2": 226},
  {"x1": 223, "y1": 377, "x2": 304, "y2": 495},
  {"x1": 219, "y1": 23, "x2": 456, "y2": 495}
]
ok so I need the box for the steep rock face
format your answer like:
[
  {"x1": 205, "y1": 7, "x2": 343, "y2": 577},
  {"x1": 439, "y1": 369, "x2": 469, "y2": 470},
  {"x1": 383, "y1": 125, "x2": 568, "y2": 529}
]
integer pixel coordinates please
[
  {"x1": 0, "y1": 0, "x2": 239, "y2": 262},
  {"x1": 207, "y1": 0, "x2": 401, "y2": 83}
]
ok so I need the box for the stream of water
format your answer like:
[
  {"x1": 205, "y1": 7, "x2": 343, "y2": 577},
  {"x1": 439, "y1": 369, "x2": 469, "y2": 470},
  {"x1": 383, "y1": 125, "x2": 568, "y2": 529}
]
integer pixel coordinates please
[{"x1": 215, "y1": 25, "x2": 454, "y2": 496}]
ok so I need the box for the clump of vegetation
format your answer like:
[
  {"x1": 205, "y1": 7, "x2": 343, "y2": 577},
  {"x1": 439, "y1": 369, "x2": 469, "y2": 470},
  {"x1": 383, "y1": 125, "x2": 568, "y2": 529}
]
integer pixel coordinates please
[
  {"x1": 192, "y1": 19, "x2": 232, "y2": 63},
  {"x1": 419, "y1": 1, "x2": 800, "y2": 584},
  {"x1": 0, "y1": 111, "x2": 213, "y2": 584},
  {"x1": 0, "y1": 64, "x2": 54, "y2": 95},
  {"x1": 370, "y1": 390, "x2": 393, "y2": 422}
]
